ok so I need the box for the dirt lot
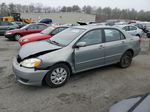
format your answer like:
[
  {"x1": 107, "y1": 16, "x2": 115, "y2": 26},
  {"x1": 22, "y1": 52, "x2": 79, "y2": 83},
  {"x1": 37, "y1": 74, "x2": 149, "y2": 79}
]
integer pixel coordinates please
[{"x1": 0, "y1": 35, "x2": 150, "y2": 112}]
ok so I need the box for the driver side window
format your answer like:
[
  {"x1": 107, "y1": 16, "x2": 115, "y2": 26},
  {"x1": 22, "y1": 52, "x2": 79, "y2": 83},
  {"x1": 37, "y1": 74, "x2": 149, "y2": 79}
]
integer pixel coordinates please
[{"x1": 79, "y1": 29, "x2": 103, "y2": 46}]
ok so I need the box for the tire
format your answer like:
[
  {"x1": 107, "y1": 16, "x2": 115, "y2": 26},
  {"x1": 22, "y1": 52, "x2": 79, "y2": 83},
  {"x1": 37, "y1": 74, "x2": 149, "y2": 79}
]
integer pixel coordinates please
[
  {"x1": 119, "y1": 51, "x2": 133, "y2": 68},
  {"x1": 136, "y1": 34, "x2": 141, "y2": 38},
  {"x1": 147, "y1": 34, "x2": 150, "y2": 38},
  {"x1": 45, "y1": 64, "x2": 70, "y2": 88},
  {"x1": 14, "y1": 34, "x2": 22, "y2": 41}
]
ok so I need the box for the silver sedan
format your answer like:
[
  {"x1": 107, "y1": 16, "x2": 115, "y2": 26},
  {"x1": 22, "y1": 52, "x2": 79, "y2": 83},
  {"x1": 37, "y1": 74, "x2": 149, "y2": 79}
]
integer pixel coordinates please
[
  {"x1": 116, "y1": 25, "x2": 144, "y2": 37},
  {"x1": 13, "y1": 26, "x2": 141, "y2": 88}
]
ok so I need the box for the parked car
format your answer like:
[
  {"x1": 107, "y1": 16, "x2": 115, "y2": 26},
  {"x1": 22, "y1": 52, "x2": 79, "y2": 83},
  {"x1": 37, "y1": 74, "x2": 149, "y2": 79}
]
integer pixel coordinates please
[
  {"x1": 0, "y1": 21, "x2": 19, "y2": 35},
  {"x1": 141, "y1": 22, "x2": 150, "y2": 33},
  {"x1": 62, "y1": 23, "x2": 79, "y2": 26},
  {"x1": 116, "y1": 25, "x2": 143, "y2": 37},
  {"x1": 109, "y1": 93, "x2": 150, "y2": 112},
  {"x1": 88, "y1": 22, "x2": 107, "y2": 26},
  {"x1": 12, "y1": 21, "x2": 28, "y2": 28},
  {"x1": 114, "y1": 22, "x2": 128, "y2": 25},
  {"x1": 5, "y1": 23, "x2": 49, "y2": 40},
  {"x1": 133, "y1": 23, "x2": 145, "y2": 30},
  {"x1": 13, "y1": 26, "x2": 141, "y2": 88},
  {"x1": 139, "y1": 22, "x2": 150, "y2": 38},
  {"x1": 18, "y1": 25, "x2": 69, "y2": 46}
]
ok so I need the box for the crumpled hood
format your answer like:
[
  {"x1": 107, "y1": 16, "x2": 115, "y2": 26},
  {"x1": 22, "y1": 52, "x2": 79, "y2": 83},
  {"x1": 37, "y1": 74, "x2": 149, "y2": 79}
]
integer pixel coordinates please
[{"x1": 19, "y1": 41, "x2": 62, "y2": 59}]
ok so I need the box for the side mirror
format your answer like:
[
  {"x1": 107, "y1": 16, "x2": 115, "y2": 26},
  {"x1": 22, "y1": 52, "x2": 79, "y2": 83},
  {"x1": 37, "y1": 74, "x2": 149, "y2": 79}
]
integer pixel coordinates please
[
  {"x1": 75, "y1": 42, "x2": 86, "y2": 48},
  {"x1": 25, "y1": 28, "x2": 28, "y2": 30},
  {"x1": 51, "y1": 33, "x2": 55, "y2": 36}
]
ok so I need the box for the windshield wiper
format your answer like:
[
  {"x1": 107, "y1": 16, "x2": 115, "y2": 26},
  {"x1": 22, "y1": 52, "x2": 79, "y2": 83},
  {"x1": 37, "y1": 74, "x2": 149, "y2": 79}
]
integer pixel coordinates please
[{"x1": 48, "y1": 40, "x2": 63, "y2": 46}]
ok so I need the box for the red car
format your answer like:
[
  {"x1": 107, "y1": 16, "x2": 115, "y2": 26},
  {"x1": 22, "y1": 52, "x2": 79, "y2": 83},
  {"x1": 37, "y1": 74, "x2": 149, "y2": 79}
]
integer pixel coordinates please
[
  {"x1": 5, "y1": 23, "x2": 49, "y2": 41},
  {"x1": 18, "y1": 25, "x2": 69, "y2": 46}
]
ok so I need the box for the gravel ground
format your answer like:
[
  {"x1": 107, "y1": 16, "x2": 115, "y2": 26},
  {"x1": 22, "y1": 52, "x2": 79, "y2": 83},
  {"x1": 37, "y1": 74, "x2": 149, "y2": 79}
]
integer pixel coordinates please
[{"x1": 0, "y1": 35, "x2": 150, "y2": 112}]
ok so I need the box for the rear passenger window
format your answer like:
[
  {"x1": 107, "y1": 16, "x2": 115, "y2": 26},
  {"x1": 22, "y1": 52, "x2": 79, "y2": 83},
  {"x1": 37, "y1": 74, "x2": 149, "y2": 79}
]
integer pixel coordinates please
[
  {"x1": 104, "y1": 29, "x2": 124, "y2": 42},
  {"x1": 37, "y1": 24, "x2": 47, "y2": 29},
  {"x1": 122, "y1": 26, "x2": 129, "y2": 31},
  {"x1": 130, "y1": 26, "x2": 137, "y2": 31},
  {"x1": 28, "y1": 25, "x2": 38, "y2": 29}
]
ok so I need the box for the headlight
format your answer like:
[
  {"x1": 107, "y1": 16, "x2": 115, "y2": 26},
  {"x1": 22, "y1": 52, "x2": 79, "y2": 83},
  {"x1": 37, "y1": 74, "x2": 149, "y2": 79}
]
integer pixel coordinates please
[
  {"x1": 20, "y1": 58, "x2": 41, "y2": 68},
  {"x1": 22, "y1": 39, "x2": 29, "y2": 42},
  {"x1": 6, "y1": 32, "x2": 12, "y2": 35}
]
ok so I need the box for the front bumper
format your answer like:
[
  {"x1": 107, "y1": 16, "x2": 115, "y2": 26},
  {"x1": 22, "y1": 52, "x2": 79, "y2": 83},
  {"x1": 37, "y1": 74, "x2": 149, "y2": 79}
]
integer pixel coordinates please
[
  {"x1": 0, "y1": 30, "x2": 6, "y2": 35},
  {"x1": 5, "y1": 33, "x2": 15, "y2": 39},
  {"x1": 12, "y1": 57, "x2": 49, "y2": 86}
]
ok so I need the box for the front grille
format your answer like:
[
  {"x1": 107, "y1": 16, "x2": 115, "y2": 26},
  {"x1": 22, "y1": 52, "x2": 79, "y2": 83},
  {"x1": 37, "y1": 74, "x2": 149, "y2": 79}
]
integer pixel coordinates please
[{"x1": 17, "y1": 55, "x2": 22, "y2": 63}]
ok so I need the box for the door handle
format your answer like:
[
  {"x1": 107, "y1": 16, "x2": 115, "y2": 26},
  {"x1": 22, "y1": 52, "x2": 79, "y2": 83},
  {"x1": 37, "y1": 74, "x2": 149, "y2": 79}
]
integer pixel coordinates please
[
  {"x1": 99, "y1": 45, "x2": 104, "y2": 49},
  {"x1": 121, "y1": 41, "x2": 125, "y2": 43}
]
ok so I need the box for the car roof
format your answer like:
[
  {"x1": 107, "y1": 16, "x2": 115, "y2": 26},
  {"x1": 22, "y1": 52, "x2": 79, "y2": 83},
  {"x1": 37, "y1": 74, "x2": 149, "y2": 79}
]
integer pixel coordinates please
[
  {"x1": 72, "y1": 25, "x2": 122, "y2": 31},
  {"x1": 52, "y1": 25, "x2": 69, "y2": 28},
  {"x1": 115, "y1": 24, "x2": 138, "y2": 28},
  {"x1": 29, "y1": 23, "x2": 49, "y2": 26}
]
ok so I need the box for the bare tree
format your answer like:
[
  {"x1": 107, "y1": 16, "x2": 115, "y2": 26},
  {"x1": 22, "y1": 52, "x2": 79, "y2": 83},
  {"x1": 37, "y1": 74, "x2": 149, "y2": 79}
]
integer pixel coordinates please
[{"x1": 0, "y1": 3, "x2": 150, "y2": 21}]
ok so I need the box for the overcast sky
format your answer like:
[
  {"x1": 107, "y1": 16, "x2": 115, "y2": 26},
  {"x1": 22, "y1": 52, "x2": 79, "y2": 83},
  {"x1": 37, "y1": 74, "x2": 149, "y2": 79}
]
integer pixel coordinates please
[{"x1": 1, "y1": 0, "x2": 150, "y2": 11}]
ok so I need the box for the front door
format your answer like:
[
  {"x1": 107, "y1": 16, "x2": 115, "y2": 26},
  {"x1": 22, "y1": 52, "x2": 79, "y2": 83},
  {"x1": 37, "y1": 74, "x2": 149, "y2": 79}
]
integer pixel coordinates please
[{"x1": 74, "y1": 29, "x2": 105, "y2": 72}]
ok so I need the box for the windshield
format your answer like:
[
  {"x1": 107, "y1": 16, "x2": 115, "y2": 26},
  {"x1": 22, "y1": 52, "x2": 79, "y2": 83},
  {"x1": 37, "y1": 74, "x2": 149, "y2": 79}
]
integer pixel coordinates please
[
  {"x1": 41, "y1": 26, "x2": 55, "y2": 35},
  {"x1": 49, "y1": 28, "x2": 85, "y2": 46}
]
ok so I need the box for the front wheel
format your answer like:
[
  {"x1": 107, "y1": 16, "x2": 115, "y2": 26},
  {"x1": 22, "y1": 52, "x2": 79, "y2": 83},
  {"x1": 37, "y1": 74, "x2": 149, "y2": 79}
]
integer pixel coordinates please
[
  {"x1": 119, "y1": 51, "x2": 133, "y2": 68},
  {"x1": 14, "y1": 34, "x2": 22, "y2": 41},
  {"x1": 45, "y1": 64, "x2": 70, "y2": 88}
]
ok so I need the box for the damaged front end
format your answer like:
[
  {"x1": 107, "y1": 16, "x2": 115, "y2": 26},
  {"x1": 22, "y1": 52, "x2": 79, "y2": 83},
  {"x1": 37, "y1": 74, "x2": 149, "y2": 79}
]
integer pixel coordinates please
[
  {"x1": 17, "y1": 49, "x2": 60, "y2": 63},
  {"x1": 12, "y1": 41, "x2": 63, "y2": 85},
  {"x1": 16, "y1": 40, "x2": 62, "y2": 69}
]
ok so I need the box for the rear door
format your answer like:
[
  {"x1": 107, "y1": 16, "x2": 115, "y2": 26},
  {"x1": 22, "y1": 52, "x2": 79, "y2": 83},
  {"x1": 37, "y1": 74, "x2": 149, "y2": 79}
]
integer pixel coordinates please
[
  {"x1": 104, "y1": 28, "x2": 127, "y2": 65},
  {"x1": 74, "y1": 29, "x2": 105, "y2": 72}
]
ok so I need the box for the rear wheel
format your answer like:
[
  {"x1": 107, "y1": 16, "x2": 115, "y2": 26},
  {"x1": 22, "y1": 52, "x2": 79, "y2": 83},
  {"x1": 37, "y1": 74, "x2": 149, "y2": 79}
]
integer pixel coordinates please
[
  {"x1": 14, "y1": 34, "x2": 22, "y2": 41},
  {"x1": 45, "y1": 64, "x2": 70, "y2": 88},
  {"x1": 136, "y1": 34, "x2": 141, "y2": 38},
  {"x1": 147, "y1": 33, "x2": 150, "y2": 38},
  {"x1": 119, "y1": 51, "x2": 133, "y2": 68}
]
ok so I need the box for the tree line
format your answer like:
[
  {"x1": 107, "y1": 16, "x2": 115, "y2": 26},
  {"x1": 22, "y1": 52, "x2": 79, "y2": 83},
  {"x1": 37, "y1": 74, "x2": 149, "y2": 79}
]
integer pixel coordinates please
[{"x1": 0, "y1": 3, "x2": 150, "y2": 22}]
